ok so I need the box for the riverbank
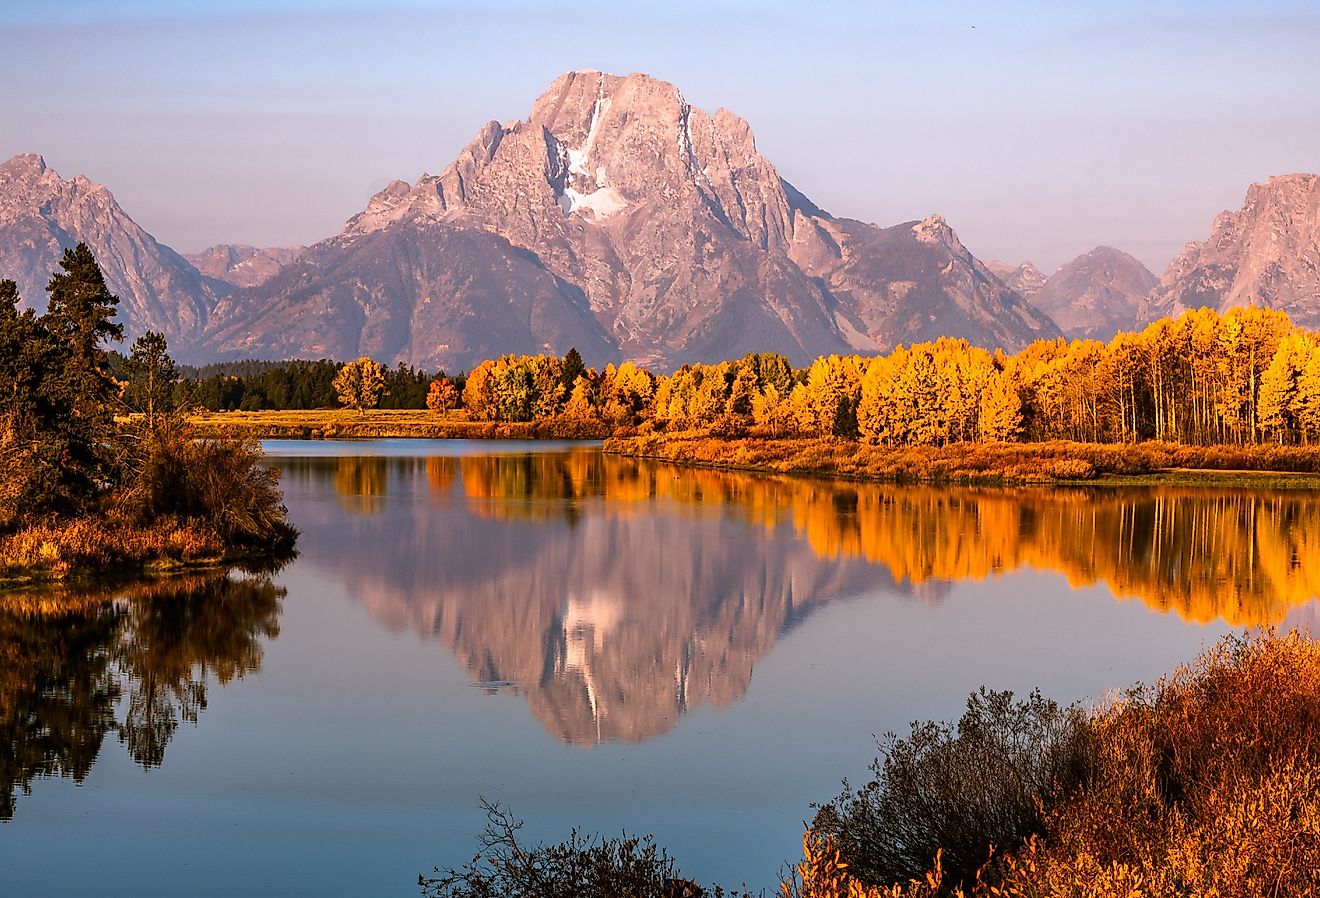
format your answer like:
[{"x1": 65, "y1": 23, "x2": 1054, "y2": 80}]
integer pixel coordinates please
[
  {"x1": 0, "y1": 517, "x2": 290, "y2": 588},
  {"x1": 186, "y1": 409, "x2": 612, "y2": 440},
  {"x1": 604, "y1": 432, "x2": 1320, "y2": 487}
]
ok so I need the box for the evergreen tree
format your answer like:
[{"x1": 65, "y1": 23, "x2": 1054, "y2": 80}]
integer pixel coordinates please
[
  {"x1": 125, "y1": 331, "x2": 180, "y2": 428},
  {"x1": 561, "y1": 347, "x2": 587, "y2": 390},
  {"x1": 32, "y1": 245, "x2": 124, "y2": 514}
]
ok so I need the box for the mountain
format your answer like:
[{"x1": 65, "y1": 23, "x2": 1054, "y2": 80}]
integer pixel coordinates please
[
  {"x1": 986, "y1": 260, "x2": 1047, "y2": 298},
  {"x1": 204, "y1": 70, "x2": 1061, "y2": 370},
  {"x1": 0, "y1": 153, "x2": 220, "y2": 353},
  {"x1": 1141, "y1": 174, "x2": 1320, "y2": 327},
  {"x1": 184, "y1": 244, "x2": 302, "y2": 289},
  {"x1": 1031, "y1": 246, "x2": 1158, "y2": 341}
]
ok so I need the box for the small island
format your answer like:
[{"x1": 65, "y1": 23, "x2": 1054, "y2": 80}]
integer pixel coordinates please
[{"x1": 1, "y1": 245, "x2": 296, "y2": 585}]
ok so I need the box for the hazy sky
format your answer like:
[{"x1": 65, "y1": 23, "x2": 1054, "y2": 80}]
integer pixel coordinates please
[{"x1": 4, "y1": 0, "x2": 1317, "y2": 272}]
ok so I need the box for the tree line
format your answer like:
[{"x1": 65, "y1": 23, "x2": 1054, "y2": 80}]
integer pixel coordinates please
[
  {"x1": 159, "y1": 357, "x2": 440, "y2": 411},
  {"x1": 16, "y1": 245, "x2": 1319, "y2": 452},
  {"x1": 413, "y1": 305, "x2": 1320, "y2": 448}
]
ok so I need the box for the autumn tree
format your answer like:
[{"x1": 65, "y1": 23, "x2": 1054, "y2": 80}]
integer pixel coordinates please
[
  {"x1": 426, "y1": 376, "x2": 459, "y2": 414},
  {"x1": 979, "y1": 370, "x2": 1023, "y2": 442},
  {"x1": 333, "y1": 357, "x2": 387, "y2": 414}
]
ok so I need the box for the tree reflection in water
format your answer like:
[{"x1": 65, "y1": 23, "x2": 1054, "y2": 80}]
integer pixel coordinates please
[
  {"x1": 280, "y1": 450, "x2": 1320, "y2": 747},
  {"x1": 0, "y1": 572, "x2": 284, "y2": 819},
  {"x1": 454, "y1": 452, "x2": 1320, "y2": 627}
]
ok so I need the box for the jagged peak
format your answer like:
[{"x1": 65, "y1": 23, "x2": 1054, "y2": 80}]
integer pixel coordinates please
[
  {"x1": 1, "y1": 153, "x2": 49, "y2": 177},
  {"x1": 912, "y1": 214, "x2": 957, "y2": 245},
  {"x1": 1237, "y1": 173, "x2": 1320, "y2": 212},
  {"x1": 1257, "y1": 172, "x2": 1319, "y2": 189}
]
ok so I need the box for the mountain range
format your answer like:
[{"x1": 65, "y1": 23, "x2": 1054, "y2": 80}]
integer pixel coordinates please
[{"x1": 2, "y1": 70, "x2": 1318, "y2": 368}]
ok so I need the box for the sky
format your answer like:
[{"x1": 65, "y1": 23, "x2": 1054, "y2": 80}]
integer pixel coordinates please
[{"x1": 3, "y1": 0, "x2": 1318, "y2": 273}]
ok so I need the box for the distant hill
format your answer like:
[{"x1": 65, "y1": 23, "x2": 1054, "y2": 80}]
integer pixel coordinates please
[
  {"x1": 184, "y1": 244, "x2": 302, "y2": 289},
  {"x1": 1031, "y1": 246, "x2": 1158, "y2": 341},
  {"x1": 985, "y1": 260, "x2": 1047, "y2": 298}
]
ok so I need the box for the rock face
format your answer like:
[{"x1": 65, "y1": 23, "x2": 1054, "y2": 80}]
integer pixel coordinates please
[
  {"x1": 184, "y1": 244, "x2": 302, "y2": 289},
  {"x1": 1141, "y1": 174, "x2": 1320, "y2": 328},
  {"x1": 205, "y1": 70, "x2": 1061, "y2": 369},
  {"x1": 0, "y1": 153, "x2": 220, "y2": 353},
  {"x1": 1031, "y1": 246, "x2": 1158, "y2": 341},
  {"x1": 986, "y1": 260, "x2": 1047, "y2": 298}
]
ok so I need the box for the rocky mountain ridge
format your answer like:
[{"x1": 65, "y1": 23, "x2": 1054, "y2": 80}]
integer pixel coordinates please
[
  {"x1": 5, "y1": 75, "x2": 1320, "y2": 369},
  {"x1": 201, "y1": 70, "x2": 1062, "y2": 370},
  {"x1": 986, "y1": 260, "x2": 1047, "y2": 298},
  {"x1": 184, "y1": 244, "x2": 303, "y2": 289},
  {"x1": 0, "y1": 153, "x2": 222, "y2": 352},
  {"x1": 1141, "y1": 174, "x2": 1320, "y2": 328},
  {"x1": 1031, "y1": 246, "x2": 1158, "y2": 341}
]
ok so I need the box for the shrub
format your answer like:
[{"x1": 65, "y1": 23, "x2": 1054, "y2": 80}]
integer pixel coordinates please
[
  {"x1": 810, "y1": 688, "x2": 1092, "y2": 890},
  {"x1": 419, "y1": 800, "x2": 748, "y2": 898},
  {"x1": 797, "y1": 632, "x2": 1320, "y2": 898},
  {"x1": 1042, "y1": 458, "x2": 1096, "y2": 481},
  {"x1": 115, "y1": 419, "x2": 297, "y2": 551}
]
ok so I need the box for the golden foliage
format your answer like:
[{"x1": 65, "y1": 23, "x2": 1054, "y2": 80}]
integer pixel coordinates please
[
  {"x1": 782, "y1": 834, "x2": 946, "y2": 898},
  {"x1": 332, "y1": 356, "x2": 388, "y2": 413}
]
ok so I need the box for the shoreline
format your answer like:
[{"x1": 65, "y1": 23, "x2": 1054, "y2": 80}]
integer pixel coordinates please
[
  {"x1": 0, "y1": 517, "x2": 294, "y2": 590},
  {"x1": 604, "y1": 433, "x2": 1320, "y2": 489},
  {"x1": 186, "y1": 409, "x2": 613, "y2": 441}
]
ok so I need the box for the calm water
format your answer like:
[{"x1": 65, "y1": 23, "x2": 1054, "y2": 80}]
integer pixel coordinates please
[{"x1": 3, "y1": 439, "x2": 1318, "y2": 896}]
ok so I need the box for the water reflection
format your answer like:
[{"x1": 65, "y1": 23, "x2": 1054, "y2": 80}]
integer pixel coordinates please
[
  {"x1": 0, "y1": 572, "x2": 284, "y2": 819},
  {"x1": 279, "y1": 449, "x2": 1320, "y2": 746}
]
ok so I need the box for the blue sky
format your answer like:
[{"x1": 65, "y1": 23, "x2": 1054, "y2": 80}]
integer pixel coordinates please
[{"x1": 3, "y1": 0, "x2": 1317, "y2": 271}]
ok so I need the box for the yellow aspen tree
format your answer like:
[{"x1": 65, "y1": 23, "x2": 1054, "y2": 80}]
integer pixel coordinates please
[
  {"x1": 333, "y1": 356, "x2": 387, "y2": 414},
  {"x1": 979, "y1": 369, "x2": 1023, "y2": 442},
  {"x1": 462, "y1": 360, "x2": 497, "y2": 420}
]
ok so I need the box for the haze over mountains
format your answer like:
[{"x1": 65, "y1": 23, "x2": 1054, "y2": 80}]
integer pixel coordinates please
[{"x1": 2, "y1": 71, "x2": 1318, "y2": 368}]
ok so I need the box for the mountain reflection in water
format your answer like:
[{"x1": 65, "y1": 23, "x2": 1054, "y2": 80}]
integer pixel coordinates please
[
  {"x1": 0, "y1": 573, "x2": 284, "y2": 820},
  {"x1": 278, "y1": 449, "x2": 1320, "y2": 746}
]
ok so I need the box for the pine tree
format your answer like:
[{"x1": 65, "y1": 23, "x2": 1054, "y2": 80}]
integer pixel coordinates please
[
  {"x1": 32, "y1": 245, "x2": 124, "y2": 513},
  {"x1": 125, "y1": 331, "x2": 180, "y2": 429}
]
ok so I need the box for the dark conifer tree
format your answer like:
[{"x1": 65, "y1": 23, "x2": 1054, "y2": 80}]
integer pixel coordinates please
[
  {"x1": 561, "y1": 347, "x2": 587, "y2": 390},
  {"x1": 34, "y1": 244, "x2": 124, "y2": 512},
  {"x1": 125, "y1": 331, "x2": 179, "y2": 428}
]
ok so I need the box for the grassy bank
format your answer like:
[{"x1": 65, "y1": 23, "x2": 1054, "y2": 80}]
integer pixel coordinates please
[
  {"x1": 186, "y1": 408, "x2": 612, "y2": 440},
  {"x1": 0, "y1": 517, "x2": 286, "y2": 587},
  {"x1": 605, "y1": 431, "x2": 1320, "y2": 487}
]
